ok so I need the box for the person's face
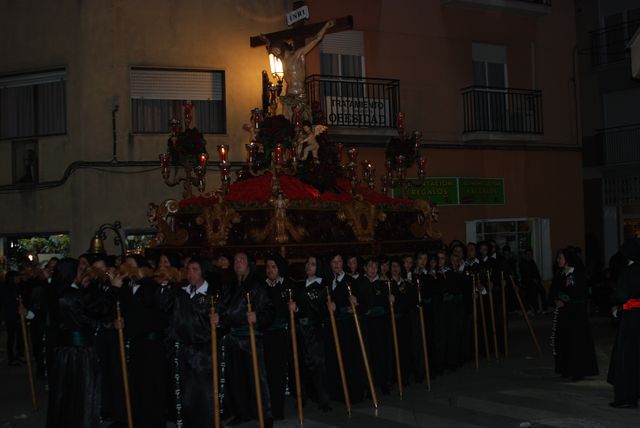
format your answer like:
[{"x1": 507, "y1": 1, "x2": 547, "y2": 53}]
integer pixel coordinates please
[
  {"x1": 556, "y1": 253, "x2": 567, "y2": 269},
  {"x1": 158, "y1": 255, "x2": 171, "y2": 268},
  {"x1": 453, "y1": 246, "x2": 464, "y2": 259},
  {"x1": 450, "y1": 255, "x2": 460, "y2": 269},
  {"x1": 125, "y1": 257, "x2": 138, "y2": 268},
  {"x1": 92, "y1": 260, "x2": 107, "y2": 272},
  {"x1": 217, "y1": 256, "x2": 230, "y2": 270},
  {"x1": 437, "y1": 253, "x2": 447, "y2": 267},
  {"x1": 403, "y1": 257, "x2": 413, "y2": 273},
  {"x1": 186, "y1": 262, "x2": 204, "y2": 286},
  {"x1": 467, "y1": 244, "x2": 476, "y2": 259},
  {"x1": 429, "y1": 258, "x2": 437, "y2": 269},
  {"x1": 78, "y1": 256, "x2": 90, "y2": 273},
  {"x1": 347, "y1": 257, "x2": 358, "y2": 274},
  {"x1": 305, "y1": 257, "x2": 317, "y2": 277},
  {"x1": 391, "y1": 262, "x2": 402, "y2": 277},
  {"x1": 331, "y1": 255, "x2": 343, "y2": 274},
  {"x1": 479, "y1": 245, "x2": 489, "y2": 258},
  {"x1": 380, "y1": 261, "x2": 389, "y2": 274},
  {"x1": 366, "y1": 261, "x2": 378, "y2": 278},
  {"x1": 234, "y1": 253, "x2": 250, "y2": 278},
  {"x1": 417, "y1": 254, "x2": 428, "y2": 269},
  {"x1": 46, "y1": 259, "x2": 58, "y2": 271},
  {"x1": 266, "y1": 260, "x2": 279, "y2": 281}
]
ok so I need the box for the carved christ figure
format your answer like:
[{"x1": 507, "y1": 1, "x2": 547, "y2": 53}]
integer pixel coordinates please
[{"x1": 263, "y1": 20, "x2": 335, "y2": 98}]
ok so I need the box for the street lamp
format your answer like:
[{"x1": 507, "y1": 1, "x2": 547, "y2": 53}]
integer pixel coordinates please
[{"x1": 265, "y1": 54, "x2": 284, "y2": 115}]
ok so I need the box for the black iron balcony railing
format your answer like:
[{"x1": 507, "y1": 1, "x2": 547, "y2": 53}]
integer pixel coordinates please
[
  {"x1": 305, "y1": 75, "x2": 400, "y2": 128},
  {"x1": 596, "y1": 124, "x2": 640, "y2": 165},
  {"x1": 462, "y1": 86, "x2": 543, "y2": 134},
  {"x1": 589, "y1": 19, "x2": 640, "y2": 67}
]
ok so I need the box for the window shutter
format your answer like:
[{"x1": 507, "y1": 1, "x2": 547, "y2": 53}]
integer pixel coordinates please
[
  {"x1": 0, "y1": 69, "x2": 65, "y2": 88},
  {"x1": 321, "y1": 31, "x2": 364, "y2": 56},
  {"x1": 130, "y1": 68, "x2": 223, "y2": 101}
]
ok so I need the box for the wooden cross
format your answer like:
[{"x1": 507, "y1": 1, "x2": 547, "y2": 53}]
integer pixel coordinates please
[{"x1": 249, "y1": 2, "x2": 353, "y2": 49}]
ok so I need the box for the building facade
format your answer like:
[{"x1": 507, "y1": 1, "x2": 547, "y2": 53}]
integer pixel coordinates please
[
  {"x1": 1, "y1": 0, "x2": 581, "y2": 277},
  {"x1": 577, "y1": 0, "x2": 640, "y2": 269}
]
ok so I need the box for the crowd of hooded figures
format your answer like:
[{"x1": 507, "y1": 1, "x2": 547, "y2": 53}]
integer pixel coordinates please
[{"x1": 7, "y1": 237, "x2": 640, "y2": 426}]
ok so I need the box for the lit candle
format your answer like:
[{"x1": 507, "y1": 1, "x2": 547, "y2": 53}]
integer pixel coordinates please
[
  {"x1": 217, "y1": 145, "x2": 229, "y2": 163},
  {"x1": 199, "y1": 153, "x2": 209, "y2": 169},
  {"x1": 275, "y1": 144, "x2": 283, "y2": 165}
]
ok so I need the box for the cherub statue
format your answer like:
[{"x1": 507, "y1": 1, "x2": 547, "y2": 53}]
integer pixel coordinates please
[{"x1": 296, "y1": 120, "x2": 328, "y2": 161}]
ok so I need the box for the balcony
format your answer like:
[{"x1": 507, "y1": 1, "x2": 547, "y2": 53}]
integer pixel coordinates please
[
  {"x1": 596, "y1": 124, "x2": 640, "y2": 165},
  {"x1": 305, "y1": 75, "x2": 400, "y2": 142},
  {"x1": 442, "y1": 0, "x2": 551, "y2": 16},
  {"x1": 461, "y1": 86, "x2": 543, "y2": 141},
  {"x1": 589, "y1": 19, "x2": 640, "y2": 68}
]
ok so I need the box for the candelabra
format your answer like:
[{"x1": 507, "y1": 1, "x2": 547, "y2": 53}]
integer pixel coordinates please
[
  {"x1": 381, "y1": 160, "x2": 394, "y2": 196},
  {"x1": 417, "y1": 157, "x2": 427, "y2": 180},
  {"x1": 362, "y1": 160, "x2": 376, "y2": 191},
  {"x1": 395, "y1": 155, "x2": 407, "y2": 198},
  {"x1": 346, "y1": 148, "x2": 359, "y2": 191},
  {"x1": 217, "y1": 145, "x2": 231, "y2": 195},
  {"x1": 413, "y1": 130, "x2": 423, "y2": 158}
]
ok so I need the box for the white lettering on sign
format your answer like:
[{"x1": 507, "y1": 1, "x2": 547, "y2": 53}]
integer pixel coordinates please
[
  {"x1": 286, "y1": 6, "x2": 310, "y2": 26},
  {"x1": 325, "y1": 96, "x2": 390, "y2": 127}
]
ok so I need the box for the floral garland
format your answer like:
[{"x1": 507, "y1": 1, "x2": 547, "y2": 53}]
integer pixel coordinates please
[
  {"x1": 385, "y1": 135, "x2": 417, "y2": 169},
  {"x1": 168, "y1": 128, "x2": 208, "y2": 167}
]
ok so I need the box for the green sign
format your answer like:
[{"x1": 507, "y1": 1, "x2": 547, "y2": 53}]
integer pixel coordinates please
[
  {"x1": 459, "y1": 178, "x2": 504, "y2": 205},
  {"x1": 394, "y1": 177, "x2": 504, "y2": 206},
  {"x1": 402, "y1": 178, "x2": 459, "y2": 205}
]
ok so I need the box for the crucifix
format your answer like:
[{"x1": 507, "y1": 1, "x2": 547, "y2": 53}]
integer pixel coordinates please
[{"x1": 250, "y1": 2, "x2": 353, "y2": 115}]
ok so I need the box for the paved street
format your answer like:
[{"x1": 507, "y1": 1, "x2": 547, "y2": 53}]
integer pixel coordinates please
[{"x1": 1, "y1": 313, "x2": 636, "y2": 428}]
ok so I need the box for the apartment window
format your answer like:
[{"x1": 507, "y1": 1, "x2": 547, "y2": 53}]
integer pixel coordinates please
[
  {"x1": 130, "y1": 67, "x2": 226, "y2": 134},
  {"x1": 12, "y1": 139, "x2": 38, "y2": 184},
  {"x1": 0, "y1": 69, "x2": 67, "y2": 139}
]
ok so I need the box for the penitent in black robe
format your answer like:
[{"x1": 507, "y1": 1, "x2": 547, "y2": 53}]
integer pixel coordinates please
[
  {"x1": 607, "y1": 262, "x2": 640, "y2": 404},
  {"x1": 324, "y1": 272, "x2": 367, "y2": 403},
  {"x1": 549, "y1": 268, "x2": 598, "y2": 379},
  {"x1": 360, "y1": 275, "x2": 391, "y2": 390},
  {"x1": 263, "y1": 277, "x2": 292, "y2": 420},
  {"x1": 120, "y1": 278, "x2": 167, "y2": 428},
  {"x1": 218, "y1": 274, "x2": 274, "y2": 425},
  {"x1": 293, "y1": 277, "x2": 331, "y2": 407},
  {"x1": 158, "y1": 280, "x2": 218, "y2": 428},
  {"x1": 47, "y1": 284, "x2": 113, "y2": 428}
]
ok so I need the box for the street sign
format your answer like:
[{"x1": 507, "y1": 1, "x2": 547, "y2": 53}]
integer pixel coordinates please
[{"x1": 394, "y1": 177, "x2": 505, "y2": 205}]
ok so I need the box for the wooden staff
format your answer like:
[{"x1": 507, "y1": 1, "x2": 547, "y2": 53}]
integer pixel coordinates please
[
  {"x1": 416, "y1": 278, "x2": 431, "y2": 390},
  {"x1": 325, "y1": 286, "x2": 351, "y2": 415},
  {"x1": 17, "y1": 295, "x2": 37, "y2": 410},
  {"x1": 486, "y1": 271, "x2": 499, "y2": 360},
  {"x1": 346, "y1": 283, "x2": 378, "y2": 409},
  {"x1": 387, "y1": 281, "x2": 403, "y2": 399},
  {"x1": 115, "y1": 301, "x2": 134, "y2": 428},
  {"x1": 476, "y1": 275, "x2": 491, "y2": 361},
  {"x1": 509, "y1": 275, "x2": 542, "y2": 356},
  {"x1": 209, "y1": 296, "x2": 220, "y2": 428},
  {"x1": 288, "y1": 289, "x2": 304, "y2": 425},
  {"x1": 471, "y1": 276, "x2": 479, "y2": 370},
  {"x1": 246, "y1": 292, "x2": 265, "y2": 428},
  {"x1": 500, "y1": 272, "x2": 509, "y2": 358}
]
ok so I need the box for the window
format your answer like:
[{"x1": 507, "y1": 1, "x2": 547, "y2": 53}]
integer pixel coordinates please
[
  {"x1": 465, "y1": 217, "x2": 552, "y2": 280},
  {"x1": 12, "y1": 139, "x2": 38, "y2": 184},
  {"x1": 472, "y1": 43, "x2": 508, "y2": 131},
  {"x1": 130, "y1": 67, "x2": 226, "y2": 134},
  {"x1": 0, "y1": 69, "x2": 66, "y2": 139},
  {"x1": 320, "y1": 31, "x2": 366, "y2": 98}
]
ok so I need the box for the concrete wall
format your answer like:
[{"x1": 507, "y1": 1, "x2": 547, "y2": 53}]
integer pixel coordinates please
[{"x1": 0, "y1": 0, "x2": 287, "y2": 254}]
